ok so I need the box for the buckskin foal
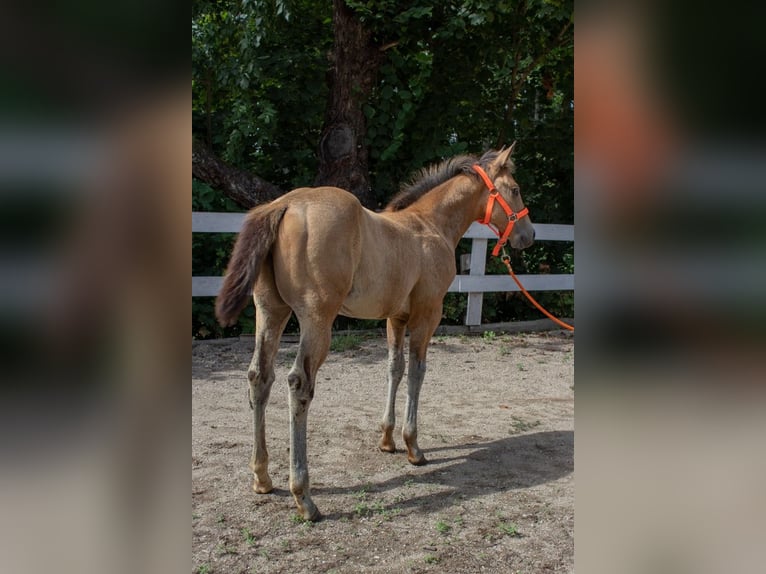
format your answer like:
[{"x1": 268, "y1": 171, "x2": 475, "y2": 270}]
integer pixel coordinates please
[{"x1": 215, "y1": 144, "x2": 534, "y2": 520}]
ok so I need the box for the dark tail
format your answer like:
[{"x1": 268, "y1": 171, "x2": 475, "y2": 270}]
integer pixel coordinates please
[{"x1": 215, "y1": 204, "x2": 288, "y2": 327}]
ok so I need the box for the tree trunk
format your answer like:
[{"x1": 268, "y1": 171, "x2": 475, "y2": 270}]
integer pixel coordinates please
[
  {"x1": 314, "y1": 0, "x2": 381, "y2": 209},
  {"x1": 192, "y1": 140, "x2": 283, "y2": 209}
]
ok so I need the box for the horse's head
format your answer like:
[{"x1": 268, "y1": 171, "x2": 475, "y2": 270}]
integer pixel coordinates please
[{"x1": 476, "y1": 142, "x2": 535, "y2": 251}]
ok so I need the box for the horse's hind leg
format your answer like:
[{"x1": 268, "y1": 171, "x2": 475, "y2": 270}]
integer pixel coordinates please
[
  {"x1": 248, "y1": 292, "x2": 291, "y2": 494},
  {"x1": 379, "y1": 317, "x2": 406, "y2": 453},
  {"x1": 287, "y1": 315, "x2": 333, "y2": 521}
]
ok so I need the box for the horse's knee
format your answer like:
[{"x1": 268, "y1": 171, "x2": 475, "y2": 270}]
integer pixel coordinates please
[
  {"x1": 288, "y1": 358, "x2": 315, "y2": 400},
  {"x1": 287, "y1": 370, "x2": 305, "y2": 394},
  {"x1": 248, "y1": 368, "x2": 274, "y2": 405},
  {"x1": 389, "y1": 351, "x2": 405, "y2": 380}
]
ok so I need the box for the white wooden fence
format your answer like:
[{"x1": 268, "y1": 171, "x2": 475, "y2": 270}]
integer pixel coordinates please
[{"x1": 192, "y1": 212, "x2": 573, "y2": 326}]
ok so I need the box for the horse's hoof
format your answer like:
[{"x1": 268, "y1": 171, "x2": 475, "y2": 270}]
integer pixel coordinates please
[
  {"x1": 298, "y1": 503, "x2": 322, "y2": 522},
  {"x1": 378, "y1": 440, "x2": 397, "y2": 453},
  {"x1": 407, "y1": 453, "x2": 427, "y2": 466},
  {"x1": 253, "y1": 478, "x2": 274, "y2": 494}
]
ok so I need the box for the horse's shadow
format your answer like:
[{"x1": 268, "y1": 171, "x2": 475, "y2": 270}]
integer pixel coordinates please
[{"x1": 312, "y1": 430, "x2": 573, "y2": 520}]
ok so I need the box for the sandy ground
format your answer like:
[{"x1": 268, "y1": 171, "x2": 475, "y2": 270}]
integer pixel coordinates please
[{"x1": 192, "y1": 330, "x2": 573, "y2": 573}]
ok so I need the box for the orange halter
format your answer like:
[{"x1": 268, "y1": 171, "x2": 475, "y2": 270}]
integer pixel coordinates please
[
  {"x1": 472, "y1": 164, "x2": 574, "y2": 331},
  {"x1": 472, "y1": 164, "x2": 529, "y2": 256}
]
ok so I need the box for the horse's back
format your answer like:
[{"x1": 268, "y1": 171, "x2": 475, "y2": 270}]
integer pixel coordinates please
[{"x1": 265, "y1": 186, "x2": 440, "y2": 321}]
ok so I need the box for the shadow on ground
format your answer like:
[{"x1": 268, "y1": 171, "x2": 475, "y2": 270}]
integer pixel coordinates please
[{"x1": 306, "y1": 430, "x2": 573, "y2": 520}]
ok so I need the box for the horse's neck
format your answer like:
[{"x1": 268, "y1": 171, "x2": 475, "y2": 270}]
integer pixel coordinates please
[{"x1": 410, "y1": 177, "x2": 483, "y2": 247}]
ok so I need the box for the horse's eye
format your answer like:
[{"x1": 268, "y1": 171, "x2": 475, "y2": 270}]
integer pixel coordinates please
[{"x1": 512, "y1": 186, "x2": 520, "y2": 196}]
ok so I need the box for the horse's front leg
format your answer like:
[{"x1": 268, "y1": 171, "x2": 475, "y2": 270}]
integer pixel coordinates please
[
  {"x1": 402, "y1": 309, "x2": 441, "y2": 466},
  {"x1": 402, "y1": 351, "x2": 428, "y2": 465},
  {"x1": 379, "y1": 318, "x2": 406, "y2": 453}
]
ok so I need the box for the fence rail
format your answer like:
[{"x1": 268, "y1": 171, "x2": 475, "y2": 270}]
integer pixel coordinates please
[{"x1": 192, "y1": 212, "x2": 573, "y2": 326}]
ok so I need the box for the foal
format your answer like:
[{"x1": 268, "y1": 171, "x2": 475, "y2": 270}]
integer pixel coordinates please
[{"x1": 216, "y1": 144, "x2": 534, "y2": 520}]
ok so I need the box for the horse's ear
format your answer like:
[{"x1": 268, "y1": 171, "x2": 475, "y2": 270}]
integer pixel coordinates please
[{"x1": 490, "y1": 142, "x2": 517, "y2": 173}]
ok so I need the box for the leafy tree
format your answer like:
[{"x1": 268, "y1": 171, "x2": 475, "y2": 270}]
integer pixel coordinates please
[{"x1": 192, "y1": 0, "x2": 573, "y2": 337}]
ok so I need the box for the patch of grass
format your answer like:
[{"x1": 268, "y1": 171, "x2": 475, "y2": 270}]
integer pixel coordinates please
[
  {"x1": 379, "y1": 506, "x2": 402, "y2": 521},
  {"x1": 355, "y1": 499, "x2": 389, "y2": 518},
  {"x1": 510, "y1": 416, "x2": 541, "y2": 434},
  {"x1": 215, "y1": 513, "x2": 225, "y2": 524},
  {"x1": 499, "y1": 521, "x2": 521, "y2": 537},
  {"x1": 482, "y1": 330, "x2": 497, "y2": 341},
  {"x1": 197, "y1": 565, "x2": 211, "y2": 574},
  {"x1": 424, "y1": 554, "x2": 440, "y2": 564},
  {"x1": 393, "y1": 492, "x2": 407, "y2": 503},
  {"x1": 435, "y1": 520, "x2": 452, "y2": 535},
  {"x1": 517, "y1": 362, "x2": 526, "y2": 371},
  {"x1": 241, "y1": 527, "x2": 255, "y2": 546},
  {"x1": 290, "y1": 513, "x2": 312, "y2": 526},
  {"x1": 354, "y1": 502, "x2": 370, "y2": 517},
  {"x1": 353, "y1": 485, "x2": 370, "y2": 499},
  {"x1": 499, "y1": 345, "x2": 513, "y2": 356},
  {"x1": 258, "y1": 549, "x2": 269, "y2": 559},
  {"x1": 330, "y1": 333, "x2": 363, "y2": 352}
]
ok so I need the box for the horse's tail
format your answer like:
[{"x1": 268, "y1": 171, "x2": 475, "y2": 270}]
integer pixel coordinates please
[{"x1": 215, "y1": 204, "x2": 288, "y2": 327}]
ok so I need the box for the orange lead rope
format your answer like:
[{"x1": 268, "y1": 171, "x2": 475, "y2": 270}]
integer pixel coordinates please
[{"x1": 500, "y1": 251, "x2": 574, "y2": 331}]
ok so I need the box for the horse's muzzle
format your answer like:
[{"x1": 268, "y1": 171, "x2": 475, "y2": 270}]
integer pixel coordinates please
[{"x1": 512, "y1": 229, "x2": 535, "y2": 249}]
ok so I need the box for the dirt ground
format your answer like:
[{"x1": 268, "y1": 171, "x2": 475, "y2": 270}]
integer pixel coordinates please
[{"x1": 192, "y1": 330, "x2": 574, "y2": 573}]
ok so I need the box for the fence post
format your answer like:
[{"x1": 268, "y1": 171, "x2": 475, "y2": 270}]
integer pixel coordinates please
[{"x1": 464, "y1": 238, "x2": 488, "y2": 326}]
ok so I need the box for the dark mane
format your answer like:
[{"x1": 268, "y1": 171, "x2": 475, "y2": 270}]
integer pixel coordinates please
[{"x1": 385, "y1": 150, "x2": 503, "y2": 211}]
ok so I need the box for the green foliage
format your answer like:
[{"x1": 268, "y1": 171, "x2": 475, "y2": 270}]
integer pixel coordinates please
[
  {"x1": 499, "y1": 521, "x2": 521, "y2": 537},
  {"x1": 241, "y1": 527, "x2": 256, "y2": 546},
  {"x1": 192, "y1": 0, "x2": 573, "y2": 334},
  {"x1": 435, "y1": 519, "x2": 452, "y2": 534},
  {"x1": 193, "y1": 0, "x2": 330, "y2": 188},
  {"x1": 330, "y1": 333, "x2": 364, "y2": 352}
]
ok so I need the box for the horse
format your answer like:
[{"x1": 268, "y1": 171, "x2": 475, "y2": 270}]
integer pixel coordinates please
[{"x1": 215, "y1": 143, "x2": 535, "y2": 520}]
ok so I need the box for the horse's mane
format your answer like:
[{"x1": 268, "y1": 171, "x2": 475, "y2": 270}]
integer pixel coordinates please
[{"x1": 385, "y1": 150, "x2": 507, "y2": 212}]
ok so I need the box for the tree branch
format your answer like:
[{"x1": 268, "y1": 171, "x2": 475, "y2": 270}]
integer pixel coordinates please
[{"x1": 192, "y1": 140, "x2": 284, "y2": 209}]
